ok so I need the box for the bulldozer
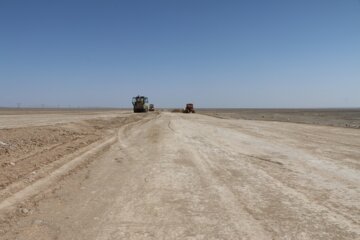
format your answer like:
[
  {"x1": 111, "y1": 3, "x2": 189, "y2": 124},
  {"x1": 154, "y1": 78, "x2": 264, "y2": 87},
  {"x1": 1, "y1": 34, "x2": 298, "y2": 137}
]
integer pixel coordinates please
[
  {"x1": 132, "y1": 95, "x2": 149, "y2": 113},
  {"x1": 183, "y1": 103, "x2": 195, "y2": 113}
]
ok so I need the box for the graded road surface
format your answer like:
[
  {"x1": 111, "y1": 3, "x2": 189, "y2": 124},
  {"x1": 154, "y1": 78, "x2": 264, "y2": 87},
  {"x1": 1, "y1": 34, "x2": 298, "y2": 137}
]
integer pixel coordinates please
[{"x1": 1, "y1": 111, "x2": 359, "y2": 239}]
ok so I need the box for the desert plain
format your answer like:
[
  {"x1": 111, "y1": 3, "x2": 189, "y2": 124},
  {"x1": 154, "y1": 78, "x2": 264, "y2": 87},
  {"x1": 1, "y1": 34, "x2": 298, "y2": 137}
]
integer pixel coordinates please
[{"x1": 0, "y1": 108, "x2": 359, "y2": 239}]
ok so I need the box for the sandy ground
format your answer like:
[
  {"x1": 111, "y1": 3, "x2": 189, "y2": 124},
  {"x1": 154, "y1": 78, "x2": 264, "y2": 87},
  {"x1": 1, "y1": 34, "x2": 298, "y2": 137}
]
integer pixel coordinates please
[
  {"x1": 0, "y1": 109, "x2": 132, "y2": 129},
  {"x1": 0, "y1": 110, "x2": 359, "y2": 239},
  {"x1": 198, "y1": 108, "x2": 360, "y2": 129}
]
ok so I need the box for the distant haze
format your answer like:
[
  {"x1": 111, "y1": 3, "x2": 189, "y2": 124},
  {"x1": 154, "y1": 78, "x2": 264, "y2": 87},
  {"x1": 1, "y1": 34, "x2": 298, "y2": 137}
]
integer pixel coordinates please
[{"x1": 0, "y1": 1, "x2": 359, "y2": 108}]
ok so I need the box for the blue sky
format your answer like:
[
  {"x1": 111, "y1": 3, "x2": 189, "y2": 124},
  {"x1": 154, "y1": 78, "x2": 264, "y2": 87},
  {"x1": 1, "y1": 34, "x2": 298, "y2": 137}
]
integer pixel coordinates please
[{"x1": 0, "y1": 0, "x2": 359, "y2": 108}]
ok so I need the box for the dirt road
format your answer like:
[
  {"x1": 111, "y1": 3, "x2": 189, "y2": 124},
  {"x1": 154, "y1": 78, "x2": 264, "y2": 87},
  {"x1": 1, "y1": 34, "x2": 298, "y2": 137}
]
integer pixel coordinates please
[{"x1": 1, "y1": 112, "x2": 359, "y2": 239}]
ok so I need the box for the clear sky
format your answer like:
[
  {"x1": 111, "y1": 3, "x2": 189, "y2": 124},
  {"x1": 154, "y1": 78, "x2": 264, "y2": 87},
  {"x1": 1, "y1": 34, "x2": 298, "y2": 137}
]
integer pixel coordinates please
[{"x1": 0, "y1": 0, "x2": 359, "y2": 108}]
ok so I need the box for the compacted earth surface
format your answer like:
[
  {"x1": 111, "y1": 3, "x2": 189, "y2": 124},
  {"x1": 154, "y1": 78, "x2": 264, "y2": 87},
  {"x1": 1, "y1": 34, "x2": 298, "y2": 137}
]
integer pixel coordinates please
[{"x1": 0, "y1": 109, "x2": 359, "y2": 239}]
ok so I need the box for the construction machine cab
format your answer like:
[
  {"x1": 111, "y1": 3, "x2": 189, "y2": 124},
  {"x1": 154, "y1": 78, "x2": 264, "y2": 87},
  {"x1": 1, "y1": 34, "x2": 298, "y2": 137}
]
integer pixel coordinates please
[
  {"x1": 149, "y1": 104, "x2": 155, "y2": 111},
  {"x1": 132, "y1": 96, "x2": 148, "y2": 105},
  {"x1": 132, "y1": 95, "x2": 149, "y2": 113},
  {"x1": 183, "y1": 103, "x2": 195, "y2": 113}
]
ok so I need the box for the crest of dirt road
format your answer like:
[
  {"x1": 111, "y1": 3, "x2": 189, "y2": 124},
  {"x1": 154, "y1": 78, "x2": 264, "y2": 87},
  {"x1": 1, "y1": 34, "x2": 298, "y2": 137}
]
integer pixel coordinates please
[{"x1": 0, "y1": 110, "x2": 155, "y2": 215}]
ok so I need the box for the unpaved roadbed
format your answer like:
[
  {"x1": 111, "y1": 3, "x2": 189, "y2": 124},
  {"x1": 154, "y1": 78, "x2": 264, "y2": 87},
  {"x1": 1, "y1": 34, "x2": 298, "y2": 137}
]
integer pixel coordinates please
[
  {"x1": 0, "y1": 111, "x2": 359, "y2": 239},
  {"x1": 0, "y1": 112, "x2": 144, "y2": 200}
]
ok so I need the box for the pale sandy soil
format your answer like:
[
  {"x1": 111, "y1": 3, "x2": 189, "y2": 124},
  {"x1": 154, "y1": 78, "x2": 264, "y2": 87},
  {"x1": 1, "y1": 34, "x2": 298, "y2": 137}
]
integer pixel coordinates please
[
  {"x1": 0, "y1": 110, "x2": 359, "y2": 239},
  {"x1": 0, "y1": 109, "x2": 131, "y2": 129},
  {"x1": 198, "y1": 108, "x2": 360, "y2": 129}
]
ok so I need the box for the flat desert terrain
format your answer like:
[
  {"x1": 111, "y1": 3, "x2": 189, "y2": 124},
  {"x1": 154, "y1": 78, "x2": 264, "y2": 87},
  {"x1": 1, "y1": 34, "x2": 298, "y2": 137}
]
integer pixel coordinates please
[
  {"x1": 198, "y1": 108, "x2": 360, "y2": 129},
  {"x1": 0, "y1": 109, "x2": 359, "y2": 239}
]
